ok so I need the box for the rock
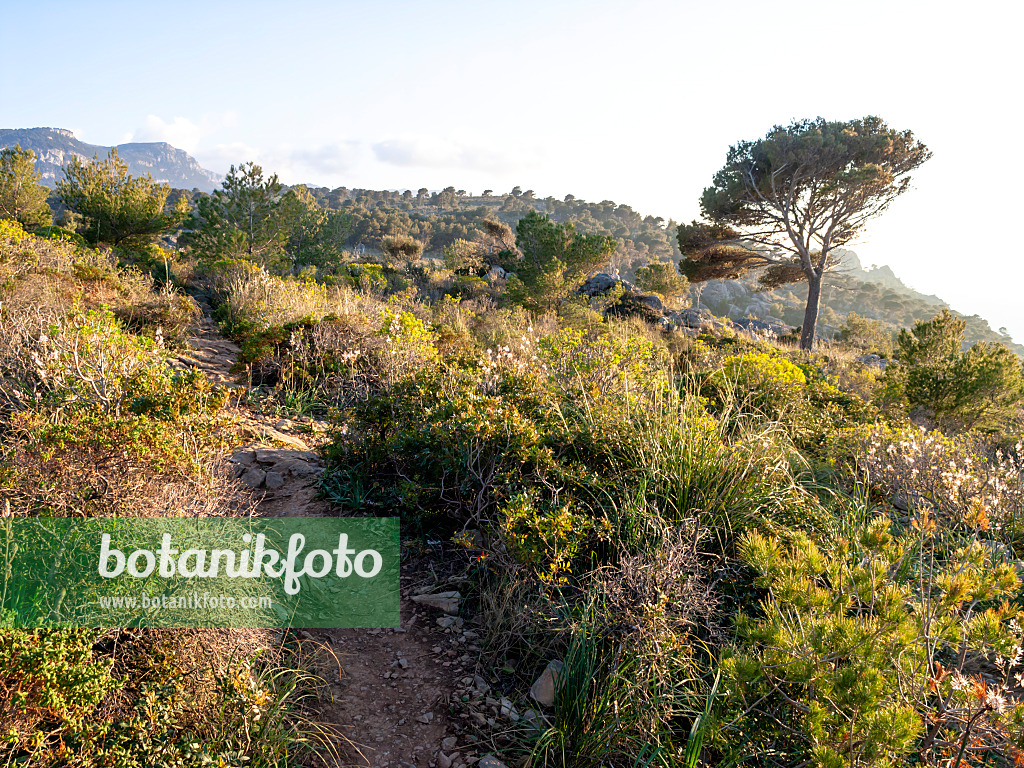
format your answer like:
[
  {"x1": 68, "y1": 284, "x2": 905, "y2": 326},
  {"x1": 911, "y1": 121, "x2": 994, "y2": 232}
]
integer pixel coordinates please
[
  {"x1": 856, "y1": 354, "x2": 889, "y2": 370},
  {"x1": 486, "y1": 265, "x2": 507, "y2": 281},
  {"x1": 229, "y1": 449, "x2": 256, "y2": 466},
  {"x1": 978, "y1": 539, "x2": 1010, "y2": 561},
  {"x1": 411, "y1": 591, "x2": 462, "y2": 615},
  {"x1": 264, "y1": 471, "x2": 285, "y2": 490},
  {"x1": 417, "y1": 711, "x2": 434, "y2": 724},
  {"x1": 499, "y1": 697, "x2": 518, "y2": 721},
  {"x1": 274, "y1": 419, "x2": 294, "y2": 431},
  {"x1": 477, "y1": 757, "x2": 509, "y2": 768},
  {"x1": 438, "y1": 754, "x2": 453, "y2": 768},
  {"x1": 274, "y1": 457, "x2": 321, "y2": 477},
  {"x1": 472, "y1": 674, "x2": 491, "y2": 695},
  {"x1": 442, "y1": 736, "x2": 458, "y2": 750},
  {"x1": 579, "y1": 272, "x2": 640, "y2": 297},
  {"x1": 672, "y1": 308, "x2": 714, "y2": 329},
  {"x1": 437, "y1": 615, "x2": 462, "y2": 629},
  {"x1": 240, "y1": 467, "x2": 267, "y2": 489},
  {"x1": 734, "y1": 317, "x2": 792, "y2": 337},
  {"x1": 529, "y1": 660, "x2": 564, "y2": 707},
  {"x1": 254, "y1": 448, "x2": 320, "y2": 465},
  {"x1": 521, "y1": 708, "x2": 542, "y2": 731},
  {"x1": 311, "y1": 419, "x2": 330, "y2": 432},
  {"x1": 636, "y1": 293, "x2": 663, "y2": 311},
  {"x1": 892, "y1": 494, "x2": 910, "y2": 512}
]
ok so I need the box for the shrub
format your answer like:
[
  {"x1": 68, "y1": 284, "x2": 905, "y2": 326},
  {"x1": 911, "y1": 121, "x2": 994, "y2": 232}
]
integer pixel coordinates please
[
  {"x1": 709, "y1": 351, "x2": 809, "y2": 426},
  {"x1": 838, "y1": 311, "x2": 895, "y2": 356},
  {"x1": 892, "y1": 310, "x2": 1024, "y2": 431},
  {"x1": 719, "y1": 518, "x2": 1024, "y2": 767},
  {"x1": 0, "y1": 628, "x2": 329, "y2": 767},
  {"x1": 537, "y1": 327, "x2": 663, "y2": 398},
  {"x1": 827, "y1": 425, "x2": 1024, "y2": 539},
  {"x1": 634, "y1": 260, "x2": 689, "y2": 304}
]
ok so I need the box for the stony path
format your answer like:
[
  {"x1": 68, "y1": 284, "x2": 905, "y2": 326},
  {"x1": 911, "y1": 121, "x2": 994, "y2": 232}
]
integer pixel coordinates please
[
  {"x1": 178, "y1": 299, "x2": 493, "y2": 768},
  {"x1": 173, "y1": 296, "x2": 240, "y2": 386}
]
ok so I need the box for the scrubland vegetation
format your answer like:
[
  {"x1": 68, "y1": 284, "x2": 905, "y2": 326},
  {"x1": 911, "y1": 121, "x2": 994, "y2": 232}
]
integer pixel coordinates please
[{"x1": 1, "y1": 122, "x2": 1024, "y2": 767}]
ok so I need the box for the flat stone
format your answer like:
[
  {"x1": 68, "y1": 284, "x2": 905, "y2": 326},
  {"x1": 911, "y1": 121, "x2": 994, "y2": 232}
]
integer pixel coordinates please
[
  {"x1": 410, "y1": 591, "x2": 461, "y2": 615},
  {"x1": 275, "y1": 457, "x2": 321, "y2": 477},
  {"x1": 254, "y1": 448, "x2": 320, "y2": 465},
  {"x1": 265, "y1": 471, "x2": 285, "y2": 490},
  {"x1": 417, "y1": 711, "x2": 434, "y2": 724},
  {"x1": 441, "y1": 736, "x2": 457, "y2": 750},
  {"x1": 229, "y1": 449, "x2": 256, "y2": 466}
]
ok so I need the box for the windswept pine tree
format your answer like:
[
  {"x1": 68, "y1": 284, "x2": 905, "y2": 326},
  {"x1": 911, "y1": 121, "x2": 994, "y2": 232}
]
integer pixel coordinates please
[{"x1": 677, "y1": 117, "x2": 932, "y2": 350}]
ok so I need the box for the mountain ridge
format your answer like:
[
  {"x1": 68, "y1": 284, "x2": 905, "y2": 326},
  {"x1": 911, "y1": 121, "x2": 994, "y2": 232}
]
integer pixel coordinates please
[{"x1": 0, "y1": 127, "x2": 223, "y2": 192}]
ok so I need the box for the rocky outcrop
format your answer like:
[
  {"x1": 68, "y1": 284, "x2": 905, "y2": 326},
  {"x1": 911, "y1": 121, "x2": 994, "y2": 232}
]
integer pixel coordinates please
[{"x1": 579, "y1": 273, "x2": 792, "y2": 338}]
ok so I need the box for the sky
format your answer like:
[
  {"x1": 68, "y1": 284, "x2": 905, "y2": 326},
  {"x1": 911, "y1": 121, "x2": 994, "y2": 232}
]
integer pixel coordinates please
[{"x1": 2, "y1": 0, "x2": 1021, "y2": 339}]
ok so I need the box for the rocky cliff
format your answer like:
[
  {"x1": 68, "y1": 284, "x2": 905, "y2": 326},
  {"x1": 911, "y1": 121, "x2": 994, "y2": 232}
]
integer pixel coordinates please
[{"x1": 0, "y1": 127, "x2": 222, "y2": 192}]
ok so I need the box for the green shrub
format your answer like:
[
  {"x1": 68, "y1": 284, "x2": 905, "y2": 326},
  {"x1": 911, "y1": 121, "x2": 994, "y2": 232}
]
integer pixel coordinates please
[
  {"x1": 892, "y1": 310, "x2": 1024, "y2": 431},
  {"x1": 718, "y1": 518, "x2": 1024, "y2": 767}
]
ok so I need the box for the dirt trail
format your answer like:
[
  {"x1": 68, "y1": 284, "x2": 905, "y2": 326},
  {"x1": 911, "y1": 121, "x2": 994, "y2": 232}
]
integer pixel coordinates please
[{"x1": 178, "y1": 298, "x2": 481, "y2": 768}]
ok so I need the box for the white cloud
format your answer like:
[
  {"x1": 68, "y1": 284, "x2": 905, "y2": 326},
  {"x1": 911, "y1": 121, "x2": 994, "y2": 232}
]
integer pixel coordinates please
[
  {"x1": 188, "y1": 141, "x2": 365, "y2": 187},
  {"x1": 372, "y1": 135, "x2": 544, "y2": 175},
  {"x1": 131, "y1": 115, "x2": 204, "y2": 152},
  {"x1": 127, "y1": 112, "x2": 240, "y2": 154}
]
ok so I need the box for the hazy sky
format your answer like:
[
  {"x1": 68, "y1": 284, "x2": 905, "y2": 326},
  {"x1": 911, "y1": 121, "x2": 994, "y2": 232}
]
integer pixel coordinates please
[{"x1": 2, "y1": 0, "x2": 1021, "y2": 339}]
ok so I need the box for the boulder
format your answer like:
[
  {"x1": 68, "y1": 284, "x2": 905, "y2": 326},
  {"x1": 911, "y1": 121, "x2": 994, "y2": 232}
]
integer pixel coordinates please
[
  {"x1": 635, "y1": 293, "x2": 664, "y2": 311},
  {"x1": 579, "y1": 272, "x2": 640, "y2": 297},
  {"x1": 671, "y1": 308, "x2": 717, "y2": 330}
]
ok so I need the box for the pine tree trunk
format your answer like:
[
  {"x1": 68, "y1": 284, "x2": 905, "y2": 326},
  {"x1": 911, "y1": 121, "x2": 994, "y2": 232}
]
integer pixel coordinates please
[{"x1": 800, "y1": 273, "x2": 822, "y2": 351}]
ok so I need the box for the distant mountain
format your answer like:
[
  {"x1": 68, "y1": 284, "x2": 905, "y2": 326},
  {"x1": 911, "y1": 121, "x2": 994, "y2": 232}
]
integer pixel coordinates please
[{"x1": 0, "y1": 127, "x2": 222, "y2": 192}]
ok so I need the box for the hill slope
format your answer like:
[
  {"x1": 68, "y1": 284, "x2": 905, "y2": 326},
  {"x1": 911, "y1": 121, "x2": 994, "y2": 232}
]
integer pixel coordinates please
[
  {"x1": 293, "y1": 186, "x2": 1023, "y2": 355},
  {"x1": 0, "y1": 127, "x2": 222, "y2": 191}
]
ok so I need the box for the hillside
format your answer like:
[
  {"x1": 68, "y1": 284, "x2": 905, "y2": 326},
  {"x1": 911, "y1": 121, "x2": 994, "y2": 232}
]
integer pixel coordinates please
[
  {"x1": 0, "y1": 127, "x2": 222, "y2": 191},
  {"x1": 290, "y1": 185, "x2": 1024, "y2": 355},
  {"x1": 2, "y1": 167, "x2": 1023, "y2": 766}
]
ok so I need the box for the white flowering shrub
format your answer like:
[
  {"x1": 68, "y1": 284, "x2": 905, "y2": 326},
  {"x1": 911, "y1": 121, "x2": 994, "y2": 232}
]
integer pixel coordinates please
[{"x1": 829, "y1": 425, "x2": 1024, "y2": 536}]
